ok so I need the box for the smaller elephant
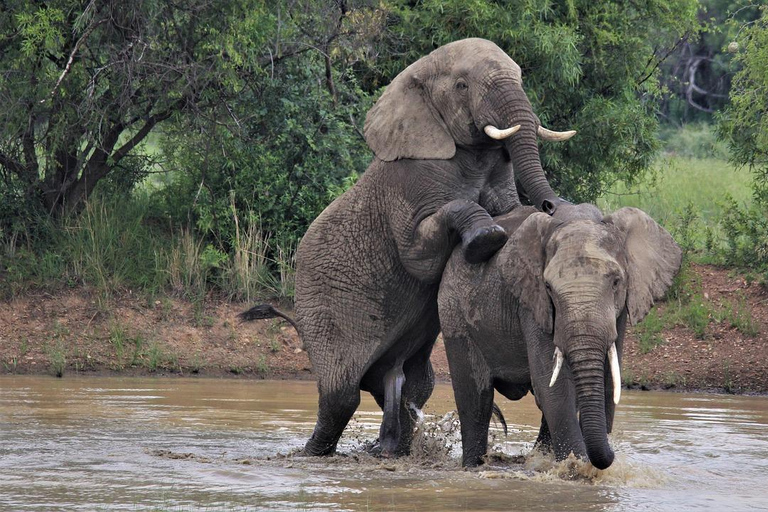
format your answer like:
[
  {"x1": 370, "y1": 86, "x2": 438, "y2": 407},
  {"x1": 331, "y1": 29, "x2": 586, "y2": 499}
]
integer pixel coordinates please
[{"x1": 438, "y1": 205, "x2": 682, "y2": 469}]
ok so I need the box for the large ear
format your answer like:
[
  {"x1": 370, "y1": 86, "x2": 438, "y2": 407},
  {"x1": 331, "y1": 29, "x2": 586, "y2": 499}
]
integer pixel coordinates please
[
  {"x1": 501, "y1": 212, "x2": 558, "y2": 334},
  {"x1": 363, "y1": 58, "x2": 455, "y2": 161},
  {"x1": 604, "y1": 207, "x2": 683, "y2": 325}
]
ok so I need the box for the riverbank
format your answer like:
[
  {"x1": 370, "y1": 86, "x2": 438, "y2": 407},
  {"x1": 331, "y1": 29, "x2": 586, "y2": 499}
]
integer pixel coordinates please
[{"x1": 1, "y1": 263, "x2": 767, "y2": 393}]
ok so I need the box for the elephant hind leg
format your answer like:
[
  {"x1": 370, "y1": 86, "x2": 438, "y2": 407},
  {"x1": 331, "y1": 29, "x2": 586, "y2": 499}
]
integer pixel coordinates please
[
  {"x1": 378, "y1": 363, "x2": 405, "y2": 457},
  {"x1": 304, "y1": 382, "x2": 361, "y2": 456}
]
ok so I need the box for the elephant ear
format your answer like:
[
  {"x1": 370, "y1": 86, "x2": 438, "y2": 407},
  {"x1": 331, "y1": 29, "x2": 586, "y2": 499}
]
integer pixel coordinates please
[
  {"x1": 502, "y1": 212, "x2": 558, "y2": 334},
  {"x1": 364, "y1": 59, "x2": 455, "y2": 161},
  {"x1": 604, "y1": 207, "x2": 683, "y2": 325}
]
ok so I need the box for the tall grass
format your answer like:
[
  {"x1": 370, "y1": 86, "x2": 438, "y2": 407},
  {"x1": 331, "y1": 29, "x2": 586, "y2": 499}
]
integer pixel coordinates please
[
  {"x1": 61, "y1": 194, "x2": 168, "y2": 293},
  {"x1": 220, "y1": 197, "x2": 281, "y2": 302},
  {"x1": 1, "y1": 193, "x2": 295, "y2": 302}
]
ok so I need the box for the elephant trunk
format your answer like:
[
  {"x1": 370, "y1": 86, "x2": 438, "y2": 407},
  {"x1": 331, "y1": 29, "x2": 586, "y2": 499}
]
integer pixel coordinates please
[
  {"x1": 505, "y1": 134, "x2": 559, "y2": 214},
  {"x1": 478, "y1": 80, "x2": 560, "y2": 213},
  {"x1": 569, "y1": 345, "x2": 615, "y2": 470}
]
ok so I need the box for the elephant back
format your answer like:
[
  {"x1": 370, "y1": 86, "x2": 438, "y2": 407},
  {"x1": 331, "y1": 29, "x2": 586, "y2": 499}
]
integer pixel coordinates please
[{"x1": 493, "y1": 206, "x2": 539, "y2": 235}]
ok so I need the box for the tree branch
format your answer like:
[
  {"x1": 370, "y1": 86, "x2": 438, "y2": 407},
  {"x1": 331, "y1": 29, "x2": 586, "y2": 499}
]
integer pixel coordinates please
[
  {"x1": 636, "y1": 32, "x2": 692, "y2": 87},
  {"x1": 0, "y1": 151, "x2": 26, "y2": 177},
  {"x1": 43, "y1": 17, "x2": 108, "y2": 103}
]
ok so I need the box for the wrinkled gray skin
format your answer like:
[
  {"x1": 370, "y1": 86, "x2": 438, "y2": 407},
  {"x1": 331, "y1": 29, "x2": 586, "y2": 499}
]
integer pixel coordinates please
[
  {"x1": 438, "y1": 205, "x2": 682, "y2": 469},
  {"x1": 295, "y1": 38, "x2": 568, "y2": 458}
]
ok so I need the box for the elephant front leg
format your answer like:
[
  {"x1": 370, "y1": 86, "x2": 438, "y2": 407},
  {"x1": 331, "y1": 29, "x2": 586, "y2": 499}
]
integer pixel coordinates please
[
  {"x1": 527, "y1": 344, "x2": 587, "y2": 461},
  {"x1": 405, "y1": 199, "x2": 508, "y2": 279},
  {"x1": 533, "y1": 415, "x2": 553, "y2": 454},
  {"x1": 444, "y1": 333, "x2": 495, "y2": 467}
]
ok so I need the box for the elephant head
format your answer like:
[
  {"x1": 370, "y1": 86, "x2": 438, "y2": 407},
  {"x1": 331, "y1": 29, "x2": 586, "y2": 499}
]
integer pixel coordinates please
[
  {"x1": 501, "y1": 207, "x2": 682, "y2": 469},
  {"x1": 364, "y1": 38, "x2": 574, "y2": 214}
]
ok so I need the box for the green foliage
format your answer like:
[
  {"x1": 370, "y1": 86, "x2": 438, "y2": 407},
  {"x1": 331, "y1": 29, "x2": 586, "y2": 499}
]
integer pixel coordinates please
[
  {"x1": 719, "y1": 6, "x2": 768, "y2": 204},
  {"x1": 0, "y1": 193, "x2": 292, "y2": 301},
  {"x1": 0, "y1": 0, "x2": 271, "y2": 215},
  {"x1": 717, "y1": 6, "x2": 768, "y2": 276},
  {"x1": 256, "y1": 354, "x2": 269, "y2": 375},
  {"x1": 160, "y1": 53, "x2": 372, "y2": 253},
  {"x1": 718, "y1": 195, "x2": 768, "y2": 269},
  {"x1": 1, "y1": 0, "x2": 709, "y2": 298},
  {"x1": 679, "y1": 295, "x2": 712, "y2": 339},
  {"x1": 47, "y1": 341, "x2": 67, "y2": 378},
  {"x1": 658, "y1": 0, "x2": 761, "y2": 125}
]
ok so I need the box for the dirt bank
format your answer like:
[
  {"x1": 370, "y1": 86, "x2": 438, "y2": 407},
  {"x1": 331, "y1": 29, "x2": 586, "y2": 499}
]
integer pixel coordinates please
[{"x1": 1, "y1": 264, "x2": 767, "y2": 393}]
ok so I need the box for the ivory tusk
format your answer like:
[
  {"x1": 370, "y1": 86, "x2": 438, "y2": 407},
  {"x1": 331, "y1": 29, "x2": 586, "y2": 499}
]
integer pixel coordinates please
[
  {"x1": 549, "y1": 347, "x2": 564, "y2": 387},
  {"x1": 537, "y1": 125, "x2": 577, "y2": 141},
  {"x1": 484, "y1": 124, "x2": 521, "y2": 140},
  {"x1": 609, "y1": 343, "x2": 621, "y2": 405}
]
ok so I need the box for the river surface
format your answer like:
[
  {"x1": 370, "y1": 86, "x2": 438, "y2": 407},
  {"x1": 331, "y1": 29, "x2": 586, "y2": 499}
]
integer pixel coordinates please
[{"x1": 1, "y1": 376, "x2": 767, "y2": 511}]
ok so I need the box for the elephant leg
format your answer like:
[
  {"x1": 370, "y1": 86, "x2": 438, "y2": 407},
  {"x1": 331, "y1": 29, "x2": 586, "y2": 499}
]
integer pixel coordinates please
[
  {"x1": 304, "y1": 381, "x2": 361, "y2": 456},
  {"x1": 402, "y1": 199, "x2": 508, "y2": 281},
  {"x1": 439, "y1": 199, "x2": 508, "y2": 264},
  {"x1": 443, "y1": 332, "x2": 494, "y2": 467},
  {"x1": 525, "y1": 325, "x2": 587, "y2": 462},
  {"x1": 378, "y1": 363, "x2": 405, "y2": 457},
  {"x1": 533, "y1": 415, "x2": 553, "y2": 453},
  {"x1": 395, "y1": 340, "x2": 437, "y2": 455}
]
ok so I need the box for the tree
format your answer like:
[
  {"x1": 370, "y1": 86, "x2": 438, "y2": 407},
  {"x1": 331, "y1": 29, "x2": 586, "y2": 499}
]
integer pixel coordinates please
[
  {"x1": 719, "y1": 5, "x2": 768, "y2": 202},
  {"x1": 657, "y1": 0, "x2": 761, "y2": 125},
  {"x1": 156, "y1": 1, "x2": 382, "y2": 250},
  {"x1": 0, "y1": 0, "x2": 270, "y2": 215}
]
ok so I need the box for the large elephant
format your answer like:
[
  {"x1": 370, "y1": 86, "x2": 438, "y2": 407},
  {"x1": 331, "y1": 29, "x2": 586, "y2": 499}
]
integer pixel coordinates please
[
  {"x1": 244, "y1": 38, "x2": 574, "y2": 458},
  {"x1": 438, "y1": 205, "x2": 682, "y2": 469}
]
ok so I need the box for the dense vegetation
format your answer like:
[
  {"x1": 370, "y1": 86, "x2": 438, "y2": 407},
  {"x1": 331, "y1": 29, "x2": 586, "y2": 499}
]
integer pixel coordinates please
[{"x1": 1, "y1": 0, "x2": 766, "y2": 303}]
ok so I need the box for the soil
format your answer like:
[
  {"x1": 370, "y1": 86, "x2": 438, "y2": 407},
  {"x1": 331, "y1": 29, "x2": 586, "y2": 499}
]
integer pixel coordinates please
[{"x1": 1, "y1": 263, "x2": 767, "y2": 394}]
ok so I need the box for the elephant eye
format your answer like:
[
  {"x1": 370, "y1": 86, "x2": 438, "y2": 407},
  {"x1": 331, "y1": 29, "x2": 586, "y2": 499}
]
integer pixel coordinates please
[
  {"x1": 455, "y1": 80, "x2": 468, "y2": 91},
  {"x1": 612, "y1": 277, "x2": 620, "y2": 289},
  {"x1": 545, "y1": 282, "x2": 552, "y2": 292}
]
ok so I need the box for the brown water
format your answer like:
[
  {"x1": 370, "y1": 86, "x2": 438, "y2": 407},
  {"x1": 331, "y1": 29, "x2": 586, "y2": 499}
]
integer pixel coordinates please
[{"x1": 1, "y1": 377, "x2": 768, "y2": 511}]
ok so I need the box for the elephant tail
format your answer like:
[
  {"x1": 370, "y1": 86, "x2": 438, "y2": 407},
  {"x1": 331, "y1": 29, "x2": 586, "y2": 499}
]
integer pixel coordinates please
[
  {"x1": 492, "y1": 402, "x2": 508, "y2": 436},
  {"x1": 238, "y1": 304, "x2": 299, "y2": 332}
]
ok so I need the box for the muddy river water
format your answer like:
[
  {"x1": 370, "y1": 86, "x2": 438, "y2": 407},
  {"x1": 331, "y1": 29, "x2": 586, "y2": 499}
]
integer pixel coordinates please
[{"x1": 1, "y1": 376, "x2": 767, "y2": 511}]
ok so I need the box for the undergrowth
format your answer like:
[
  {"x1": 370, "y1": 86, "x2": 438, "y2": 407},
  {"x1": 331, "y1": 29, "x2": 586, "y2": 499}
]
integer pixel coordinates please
[{"x1": 0, "y1": 193, "x2": 294, "y2": 304}]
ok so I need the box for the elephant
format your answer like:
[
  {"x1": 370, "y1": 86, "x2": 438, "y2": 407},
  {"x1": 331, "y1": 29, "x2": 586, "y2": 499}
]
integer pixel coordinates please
[
  {"x1": 242, "y1": 38, "x2": 575, "y2": 458},
  {"x1": 437, "y1": 205, "x2": 682, "y2": 469}
]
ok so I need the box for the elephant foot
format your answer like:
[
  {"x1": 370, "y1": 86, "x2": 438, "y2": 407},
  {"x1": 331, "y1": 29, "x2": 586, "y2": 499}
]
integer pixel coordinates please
[
  {"x1": 462, "y1": 224, "x2": 508, "y2": 264},
  {"x1": 303, "y1": 437, "x2": 338, "y2": 457},
  {"x1": 462, "y1": 455, "x2": 485, "y2": 468}
]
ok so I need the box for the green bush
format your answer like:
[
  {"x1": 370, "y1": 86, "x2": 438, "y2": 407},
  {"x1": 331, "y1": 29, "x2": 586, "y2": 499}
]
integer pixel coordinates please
[
  {"x1": 719, "y1": 196, "x2": 768, "y2": 270},
  {"x1": 159, "y1": 55, "x2": 371, "y2": 257}
]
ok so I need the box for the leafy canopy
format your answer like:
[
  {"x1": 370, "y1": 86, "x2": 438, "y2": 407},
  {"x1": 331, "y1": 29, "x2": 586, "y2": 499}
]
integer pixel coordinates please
[{"x1": 719, "y1": 5, "x2": 768, "y2": 203}]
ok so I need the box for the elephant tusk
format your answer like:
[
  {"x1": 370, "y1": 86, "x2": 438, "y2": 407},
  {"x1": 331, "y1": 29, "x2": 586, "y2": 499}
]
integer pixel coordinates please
[
  {"x1": 609, "y1": 343, "x2": 621, "y2": 405},
  {"x1": 549, "y1": 347, "x2": 564, "y2": 387},
  {"x1": 484, "y1": 124, "x2": 521, "y2": 140},
  {"x1": 537, "y1": 125, "x2": 577, "y2": 141}
]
